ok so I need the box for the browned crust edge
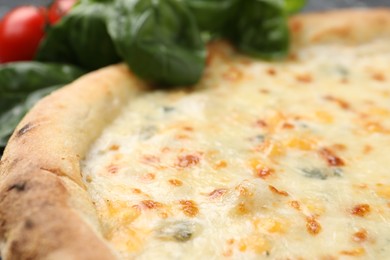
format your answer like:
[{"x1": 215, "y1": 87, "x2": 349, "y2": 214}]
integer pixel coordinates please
[
  {"x1": 0, "y1": 64, "x2": 147, "y2": 259},
  {"x1": 1, "y1": 8, "x2": 390, "y2": 260}
]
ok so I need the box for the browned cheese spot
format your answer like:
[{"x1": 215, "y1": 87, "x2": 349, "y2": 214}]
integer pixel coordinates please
[
  {"x1": 259, "y1": 89, "x2": 270, "y2": 94},
  {"x1": 266, "y1": 68, "x2": 277, "y2": 76},
  {"x1": 107, "y1": 164, "x2": 119, "y2": 174},
  {"x1": 290, "y1": 20, "x2": 302, "y2": 33},
  {"x1": 351, "y1": 204, "x2": 371, "y2": 217},
  {"x1": 235, "y1": 184, "x2": 253, "y2": 197},
  {"x1": 236, "y1": 202, "x2": 250, "y2": 215},
  {"x1": 142, "y1": 155, "x2": 160, "y2": 164},
  {"x1": 256, "y1": 119, "x2": 268, "y2": 128},
  {"x1": 352, "y1": 229, "x2": 368, "y2": 243},
  {"x1": 282, "y1": 122, "x2": 295, "y2": 129},
  {"x1": 268, "y1": 185, "x2": 289, "y2": 197},
  {"x1": 363, "y1": 145, "x2": 373, "y2": 154},
  {"x1": 141, "y1": 200, "x2": 163, "y2": 210},
  {"x1": 288, "y1": 53, "x2": 298, "y2": 61},
  {"x1": 289, "y1": 200, "x2": 301, "y2": 210},
  {"x1": 214, "y1": 160, "x2": 228, "y2": 169},
  {"x1": 177, "y1": 155, "x2": 200, "y2": 168},
  {"x1": 340, "y1": 248, "x2": 365, "y2": 256},
  {"x1": 109, "y1": 144, "x2": 120, "y2": 151},
  {"x1": 159, "y1": 212, "x2": 169, "y2": 219},
  {"x1": 227, "y1": 238, "x2": 235, "y2": 245},
  {"x1": 132, "y1": 188, "x2": 142, "y2": 194},
  {"x1": 169, "y1": 179, "x2": 183, "y2": 186},
  {"x1": 306, "y1": 217, "x2": 322, "y2": 235},
  {"x1": 295, "y1": 73, "x2": 313, "y2": 83},
  {"x1": 179, "y1": 200, "x2": 199, "y2": 217},
  {"x1": 324, "y1": 95, "x2": 350, "y2": 110},
  {"x1": 143, "y1": 173, "x2": 156, "y2": 181},
  {"x1": 371, "y1": 72, "x2": 386, "y2": 81},
  {"x1": 340, "y1": 78, "x2": 349, "y2": 84},
  {"x1": 332, "y1": 144, "x2": 346, "y2": 151},
  {"x1": 223, "y1": 66, "x2": 243, "y2": 81},
  {"x1": 319, "y1": 147, "x2": 345, "y2": 167},
  {"x1": 256, "y1": 167, "x2": 274, "y2": 179},
  {"x1": 209, "y1": 188, "x2": 228, "y2": 199},
  {"x1": 175, "y1": 134, "x2": 190, "y2": 140}
]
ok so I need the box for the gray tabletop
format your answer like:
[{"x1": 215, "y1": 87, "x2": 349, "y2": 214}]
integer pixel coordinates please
[
  {"x1": 0, "y1": 0, "x2": 389, "y2": 18},
  {"x1": 303, "y1": 0, "x2": 389, "y2": 10}
]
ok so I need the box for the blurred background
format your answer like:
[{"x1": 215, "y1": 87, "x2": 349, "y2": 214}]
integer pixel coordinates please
[
  {"x1": 0, "y1": 0, "x2": 50, "y2": 18},
  {"x1": 0, "y1": 0, "x2": 389, "y2": 18},
  {"x1": 304, "y1": 0, "x2": 388, "y2": 10}
]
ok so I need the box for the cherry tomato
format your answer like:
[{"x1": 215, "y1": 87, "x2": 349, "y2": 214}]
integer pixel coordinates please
[
  {"x1": 0, "y1": 6, "x2": 46, "y2": 63},
  {"x1": 48, "y1": 0, "x2": 77, "y2": 25}
]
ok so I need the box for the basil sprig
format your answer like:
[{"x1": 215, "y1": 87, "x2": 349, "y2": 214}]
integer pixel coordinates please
[
  {"x1": 0, "y1": 0, "x2": 307, "y2": 153},
  {"x1": 35, "y1": 0, "x2": 306, "y2": 86},
  {"x1": 107, "y1": 0, "x2": 206, "y2": 86},
  {"x1": 226, "y1": 0, "x2": 290, "y2": 60},
  {"x1": 36, "y1": 1, "x2": 120, "y2": 71},
  {"x1": 0, "y1": 62, "x2": 85, "y2": 151}
]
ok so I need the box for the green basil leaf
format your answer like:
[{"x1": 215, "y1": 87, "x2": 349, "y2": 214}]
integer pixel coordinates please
[
  {"x1": 0, "y1": 85, "x2": 61, "y2": 148},
  {"x1": 184, "y1": 0, "x2": 240, "y2": 33},
  {"x1": 107, "y1": 0, "x2": 206, "y2": 86},
  {"x1": 227, "y1": 0, "x2": 289, "y2": 60},
  {"x1": 0, "y1": 62, "x2": 85, "y2": 113},
  {"x1": 36, "y1": 1, "x2": 120, "y2": 71},
  {"x1": 284, "y1": 0, "x2": 306, "y2": 14}
]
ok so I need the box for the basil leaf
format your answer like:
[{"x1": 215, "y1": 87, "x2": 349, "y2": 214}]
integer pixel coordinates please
[
  {"x1": 184, "y1": 0, "x2": 240, "y2": 33},
  {"x1": 0, "y1": 62, "x2": 85, "y2": 113},
  {"x1": 227, "y1": 0, "x2": 289, "y2": 60},
  {"x1": 0, "y1": 86, "x2": 61, "y2": 148},
  {"x1": 107, "y1": 0, "x2": 206, "y2": 86},
  {"x1": 0, "y1": 61, "x2": 84, "y2": 151},
  {"x1": 36, "y1": 1, "x2": 120, "y2": 71},
  {"x1": 284, "y1": 0, "x2": 306, "y2": 14}
]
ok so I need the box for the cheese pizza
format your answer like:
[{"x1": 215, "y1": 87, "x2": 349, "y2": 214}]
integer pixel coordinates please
[{"x1": 1, "y1": 8, "x2": 390, "y2": 260}]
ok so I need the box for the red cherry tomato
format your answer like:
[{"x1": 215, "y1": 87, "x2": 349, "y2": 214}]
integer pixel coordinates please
[
  {"x1": 0, "y1": 6, "x2": 46, "y2": 63},
  {"x1": 48, "y1": 0, "x2": 77, "y2": 25}
]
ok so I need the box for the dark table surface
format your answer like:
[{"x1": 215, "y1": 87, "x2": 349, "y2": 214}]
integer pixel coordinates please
[{"x1": 0, "y1": 0, "x2": 389, "y2": 18}]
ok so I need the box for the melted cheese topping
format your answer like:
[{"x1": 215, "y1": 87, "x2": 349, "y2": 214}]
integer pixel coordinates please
[{"x1": 82, "y1": 40, "x2": 390, "y2": 259}]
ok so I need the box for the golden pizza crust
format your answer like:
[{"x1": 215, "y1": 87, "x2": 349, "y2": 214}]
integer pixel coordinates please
[
  {"x1": 0, "y1": 65, "x2": 147, "y2": 259},
  {"x1": 1, "y1": 8, "x2": 390, "y2": 260}
]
